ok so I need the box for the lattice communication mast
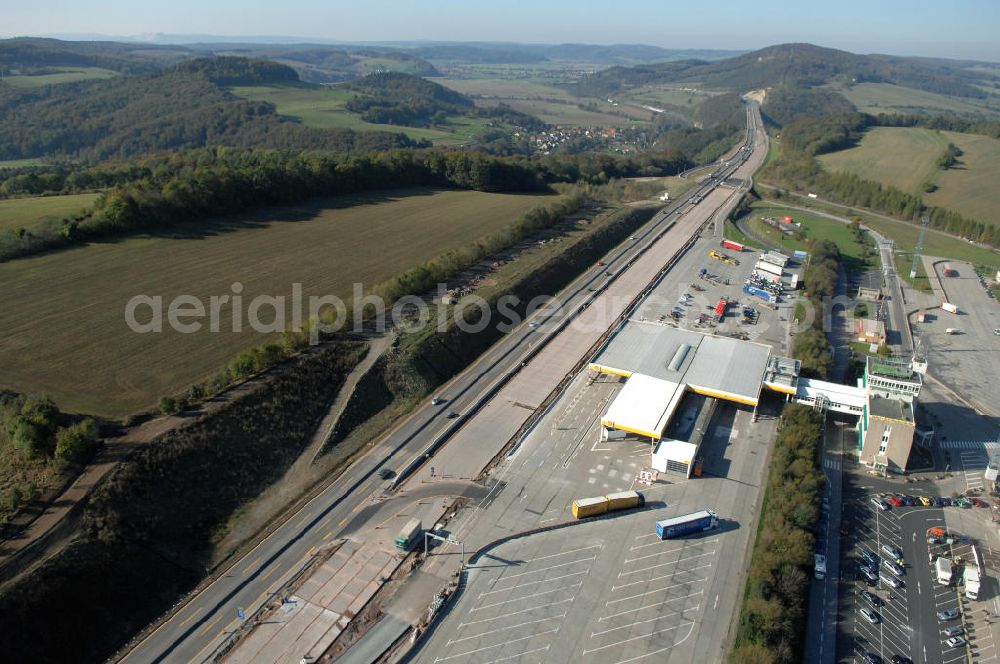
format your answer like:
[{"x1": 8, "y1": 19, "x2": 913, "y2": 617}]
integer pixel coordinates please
[{"x1": 909, "y1": 216, "x2": 930, "y2": 279}]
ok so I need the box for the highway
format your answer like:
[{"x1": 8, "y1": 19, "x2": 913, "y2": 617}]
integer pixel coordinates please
[{"x1": 118, "y1": 103, "x2": 767, "y2": 664}]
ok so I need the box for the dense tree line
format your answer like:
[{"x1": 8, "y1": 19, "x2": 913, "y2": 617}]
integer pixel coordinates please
[
  {"x1": 730, "y1": 404, "x2": 825, "y2": 663},
  {"x1": 173, "y1": 56, "x2": 299, "y2": 85},
  {"x1": 1, "y1": 394, "x2": 99, "y2": 527},
  {"x1": 792, "y1": 239, "x2": 839, "y2": 379},
  {"x1": 872, "y1": 112, "x2": 1000, "y2": 139},
  {"x1": 780, "y1": 112, "x2": 870, "y2": 155},
  {"x1": 0, "y1": 58, "x2": 424, "y2": 163}
]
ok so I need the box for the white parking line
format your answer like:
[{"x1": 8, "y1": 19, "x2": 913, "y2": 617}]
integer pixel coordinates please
[
  {"x1": 479, "y1": 570, "x2": 588, "y2": 597},
  {"x1": 621, "y1": 548, "x2": 715, "y2": 569},
  {"x1": 459, "y1": 598, "x2": 575, "y2": 629},
  {"x1": 627, "y1": 537, "x2": 718, "y2": 555},
  {"x1": 492, "y1": 556, "x2": 597, "y2": 582},
  {"x1": 609, "y1": 622, "x2": 695, "y2": 664},
  {"x1": 618, "y1": 550, "x2": 716, "y2": 577},
  {"x1": 524, "y1": 544, "x2": 602, "y2": 563},
  {"x1": 479, "y1": 645, "x2": 551, "y2": 664},
  {"x1": 605, "y1": 577, "x2": 708, "y2": 606},
  {"x1": 591, "y1": 605, "x2": 699, "y2": 637},
  {"x1": 437, "y1": 628, "x2": 559, "y2": 661},
  {"x1": 612, "y1": 563, "x2": 712, "y2": 591},
  {"x1": 581, "y1": 621, "x2": 693, "y2": 655},
  {"x1": 598, "y1": 590, "x2": 705, "y2": 622},
  {"x1": 471, "y1": 582, "x2": 583, "y2": 612},
  {"x1": 448, "y1": 614, "x2": 567, "y2": 645}
]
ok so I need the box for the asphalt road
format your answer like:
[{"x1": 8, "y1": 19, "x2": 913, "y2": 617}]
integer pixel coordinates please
[{"x1": 118, "y1": 107, "x2": 768, "y2": 664}]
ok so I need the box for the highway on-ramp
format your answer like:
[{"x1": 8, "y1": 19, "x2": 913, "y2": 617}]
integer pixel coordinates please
[{"x1": 118, "y1": 104, "x2": 768, "y2": 664}]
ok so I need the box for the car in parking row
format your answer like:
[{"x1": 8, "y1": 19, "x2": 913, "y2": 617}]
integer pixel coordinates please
[{"x1": 874, "y1": 492, "x2": 989, "y2": 509}]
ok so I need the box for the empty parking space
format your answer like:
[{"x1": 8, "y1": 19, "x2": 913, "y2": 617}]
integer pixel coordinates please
[
  {"x1": 434, "y1": 542, "x2": 601, "y2": 663},
  {"x1": 579, "y1": 533, "x2": 717, "y2": 663}
]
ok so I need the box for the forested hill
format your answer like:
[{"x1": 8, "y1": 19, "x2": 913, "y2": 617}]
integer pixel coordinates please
[
  {"x1": 0, "y1": 37, "x2": 189, "y2": 74},
  {"x1": 0, "y1": 57, "x2": 423, "y2": 162},
  {"x1": 340, "y1": 71, "x2": 543, "y2": 130},
  {"x1": 570, "y1": 43, "x2": 991, "y2": 99}
]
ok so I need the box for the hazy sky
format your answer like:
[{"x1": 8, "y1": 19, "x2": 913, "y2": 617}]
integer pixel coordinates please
[{"x1": 4, "y1": 0, "x2": 999, "y2": 61}]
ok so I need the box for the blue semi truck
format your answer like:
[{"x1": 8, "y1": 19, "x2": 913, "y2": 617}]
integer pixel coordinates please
[{"x1": 655, "y1": 509, "x2": 719, "y2": 539}]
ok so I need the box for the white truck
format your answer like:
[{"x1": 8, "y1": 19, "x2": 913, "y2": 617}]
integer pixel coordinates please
[
  {"x1": 965, "y1": 566, "x2": 981, "y2": 599},
  {"x1": 942, "y1": 302, "x2": 959, "y2": 314},
  {"x1": 937, "y1": 557, "x2": 953, "y2": 585},
  {"x1": 945, "y1": 328, "x2": 960, "y2": 335}
]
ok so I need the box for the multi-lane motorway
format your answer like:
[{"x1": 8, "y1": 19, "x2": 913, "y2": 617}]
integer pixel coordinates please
[{"x1": 119, "y1": 104, "x2": 769, "y2": 664}]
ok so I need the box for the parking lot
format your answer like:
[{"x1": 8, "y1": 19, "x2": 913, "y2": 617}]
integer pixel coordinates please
[
  {"x1": 424, "y1": 516, "x2": 719, "y2": 664},
  {"x1": 916, "y1": 260, "x2": 1000, "y2": 418},
  {"x1": 835, "y1": 455, "x2": 1000, "y2": 664}
]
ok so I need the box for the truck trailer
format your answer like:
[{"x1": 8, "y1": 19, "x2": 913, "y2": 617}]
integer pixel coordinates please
[
  {"x1": 942, "y1": 302, "x2": 959, "y2": 314},
  {"x1": 395, "y1": 518, "x2": 423, "y2": 552},
  {"x1": 721, "y1": 239, "x2": 744, "y2": 252},
  {"x1": 655, "y1": 509, "x2": 718, "y2": 539},
  {"x1": 743, "y1": 284, "x2": 777, "y2": 304},
  {"x1": 572, "y1": 491, "x2": 645, "y2": 519},
  {"x1": 936, "y1": 557, "x2": 953, "y2": 585},
  {"x1": 754, "y1": 260, "x2": 783, "y2": 277},
  {"x1": 758, "y1": 251, "x2": 789, "y2": 268},
  {"x1": 965, "y1": 566, "x2": 981, "y2": 599}
]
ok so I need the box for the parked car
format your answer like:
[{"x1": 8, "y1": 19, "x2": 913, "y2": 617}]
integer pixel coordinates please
[
  {"x1": 972, "y1": 498, "x2": 987, "y2": 508},
  {"x1": 937, "y1": 607, "x2": 960, "y2": 621},
  {"x1": 943, "y1": 626, "x2": 964, "y2": 637},
  {"x1": 946, "y1": 636, "x2": 967, "y2": 648},
  {"x1": 377, "y1": 468, "x2": 396, "y2": 480},
  {"x1": 940, "y1": 497, "x2": 953, "y2": 507},
  {"x1": 861, "y1": 607, "x2": 880, "y2": 624},
  {"x1": 883, "y1": 559, "x2": 905, "y2": 576},
  {"x1": 932, "y1": 497, "x2": 944, "y2": 507},
  {"x1": 861, "y1": 651, "x2": 882, "y2": 664},
  {"x1": 880, "y1": 573, "x2": 902, "y2": 589},
  {"x1": 859, "y1": 548, "x2": 880, "y2": 565},
  {"x1": 919, "y1": 496, "x2": 932, "y2": 506},
  {"x1": 956, "y1": 497, "x2": 972, "y2": 508},
  {"x1": 446, "y1": 411, "x2": 459, "y2": 419},
  {"x1": 859, "y1": 566, "x2": 879, "y2": 584},
  {"x1": 861, "y1": 590, "x2": 882, "y2": 607},
  {"x1": 891, "y1": 656, "x2": 912, "y2": 664},
  {"x1": 871, "y1": 497, "x2": 890, "y2": 511},
  {"x1": 887, "y1": 496, "x2": 904, "y2": 507},
  {"x1": 431, "y1": 396, "x2": 443, "y2": 405},
  {"x1": 881, "y1": 544, "x2": 903, "y2": 560}
]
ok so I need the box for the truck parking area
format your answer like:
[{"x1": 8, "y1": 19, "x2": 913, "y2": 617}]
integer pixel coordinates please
[
  {"x1": 424, "y1": 516, "x2": 719, "y2": 664},
  {"x1": 410, "y1": 229, "x2": 789, "y2": 664}
]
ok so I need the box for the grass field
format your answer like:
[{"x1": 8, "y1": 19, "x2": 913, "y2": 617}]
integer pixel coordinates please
[
  {"x1": 818, "y1": 127, "x2": 948, "y2": 192},
  {"x1": 476, "y1": 97, "x2": 645, "y2": 126},
  {"x1": 757, "y1": 192, "x2": 1000, "y2": 283},
  {"x1": 0, "y1": 188, "x2": 553, "y2": 417},
  {"x1": 0, "y1": 193, "x2": 101, "y2": 233},
  {"x1": 2, "y1": 66, "x2": 118, "y2": 88},
  {"x1": 230, "y1": 83, "x2": 490, "y2": 145},
  {"x1": 747, "y1": 203, "x2": 878, "y2": 273},
  {"x1": 829, "y1": 82, "x2": 1000, "y2": 119},
  {"x1": 433, "y1": 77, "x2": 575, "y2": 100},
  {"x1": 818, "y1": 127, "x2": 1000, "y2": 225}
]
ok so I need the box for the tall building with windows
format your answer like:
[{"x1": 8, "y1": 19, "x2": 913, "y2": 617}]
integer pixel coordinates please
[{"x1": 858, "y1": 356, "x2": 922, "y2": 472}]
